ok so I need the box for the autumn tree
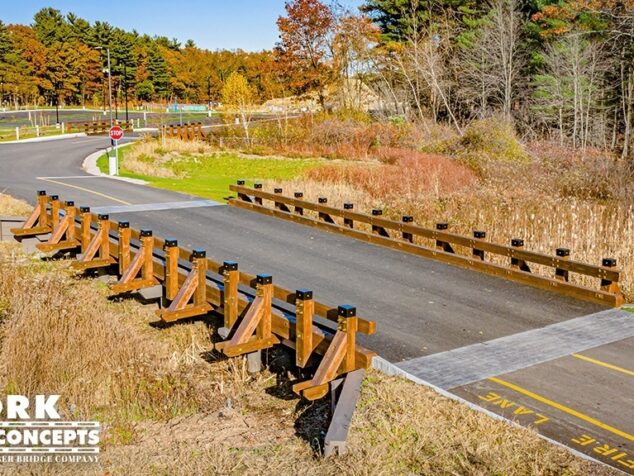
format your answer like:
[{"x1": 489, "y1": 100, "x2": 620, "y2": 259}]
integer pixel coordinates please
[
  {"x1": 276, "y1": 0, "x2": 335, "y2": 109},
  {"x1": 222, "y1": 72, "x2": 255, "y2": 142}
]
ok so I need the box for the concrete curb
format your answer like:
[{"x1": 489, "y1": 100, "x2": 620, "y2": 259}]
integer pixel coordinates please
[
  {"x1": 1, "y1": 133, "x2": 87, "y2": 144},
  {"x1": 81, "y1": 141, "x2": 147, "y2": 186},
  {"x1": 372, "y1": 356, "x2": 609, "y2": 469}
]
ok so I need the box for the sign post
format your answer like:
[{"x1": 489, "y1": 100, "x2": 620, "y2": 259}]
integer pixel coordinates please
[{"x1": 108, "y1": 125, "x2": 124, "y2": 176}]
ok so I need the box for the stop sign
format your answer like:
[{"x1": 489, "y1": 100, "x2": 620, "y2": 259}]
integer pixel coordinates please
[{"x1": 109, "y1": 125, "x2": 124, "y2": 141}]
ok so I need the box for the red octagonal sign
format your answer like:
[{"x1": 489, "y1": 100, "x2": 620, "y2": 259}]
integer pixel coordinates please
[{"x1": 109, "y1": 125, "x2": 124, "y2": 141}]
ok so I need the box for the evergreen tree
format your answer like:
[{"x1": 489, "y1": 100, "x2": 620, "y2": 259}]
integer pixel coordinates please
[
  {"x1": 147, "y1": 45, "x2": 169, "y2": 98},
  {"x1": 32, "y1": 8, "x2": 70, "y2": 46}
]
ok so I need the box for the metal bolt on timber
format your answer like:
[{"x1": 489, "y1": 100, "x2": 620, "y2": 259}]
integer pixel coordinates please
[
  {"x1": 555, "y1": 248, "x2": 570, "y2": 281},
  {"x1": 473, "y1": 231, "x2": 486, "y2": 260}
]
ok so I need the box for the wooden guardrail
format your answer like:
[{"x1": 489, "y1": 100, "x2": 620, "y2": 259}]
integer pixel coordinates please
[
  {"x1": 161, "y1": 122, "x2": 205, "y2": 141},
  {"x1": 65, "y1": 121, "x2": 133, "y2": 135},
  {"x1": 229, "y1": 183, "x2": 625, "y2": 307},
  {"x1": 10, "y1": 191, "x2": 376, "y2": 401}
]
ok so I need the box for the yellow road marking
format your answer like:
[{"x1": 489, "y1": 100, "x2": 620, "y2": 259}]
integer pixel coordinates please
[
  {"x1": 572, "y1": 353, "x2": 634, "y2": 377},
  {"x1": 488, "y1": 376, "x2": 634, "y2": 442},
  {"x1": 38, "y1": 178, "x2": 131, "y2": 205}
]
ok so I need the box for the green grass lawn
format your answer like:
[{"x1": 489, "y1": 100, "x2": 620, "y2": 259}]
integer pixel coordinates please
[{"x1": 97, "y1": 146, "x2": 321, "y2": 202}]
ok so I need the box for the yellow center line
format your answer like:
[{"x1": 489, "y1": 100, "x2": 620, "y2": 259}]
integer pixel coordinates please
[
  {"x1": 38, "y1": 178, "x2": 131, "y2": 205},
  {"x1": 572, "y1": 353, "x2": 634, "y2": 377},
  {"x1": 488, "y1": 376, "x2": 634, "y2": 442}
]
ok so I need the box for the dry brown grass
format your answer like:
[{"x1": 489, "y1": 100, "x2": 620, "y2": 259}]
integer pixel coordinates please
[
  {"x1": 0, "y1": 193, "x2": 32, "y2": 216},
  {"x1": 0, "y1": 241, "x2": 618, "y2": 475}
]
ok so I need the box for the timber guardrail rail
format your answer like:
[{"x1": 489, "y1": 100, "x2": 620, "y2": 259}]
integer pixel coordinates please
[
  {"x1": 161, "y1": 122, "x2": 205, "y2": 141},
  {"x1": 65, "y1": 121, "x2": 133, "y2": 135},
  {"x1": 11, "y1": 191, "x2": 376, "y2": 401},
  {"x1": 229, "y1": 183, "x2": 625, "y2": 307}
]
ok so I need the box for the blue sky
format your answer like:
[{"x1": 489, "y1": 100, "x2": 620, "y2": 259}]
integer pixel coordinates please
[{"x1": 1, "y1": 0, "x2": 364, "y2": 52}]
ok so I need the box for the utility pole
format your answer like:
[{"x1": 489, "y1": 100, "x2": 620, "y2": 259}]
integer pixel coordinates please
[
  {"x1": 124, "y1": 62, "x2": 129, "y2": 123},
  {"x1": 97, "y1": 47, "x2": 113, "y2": 127}
]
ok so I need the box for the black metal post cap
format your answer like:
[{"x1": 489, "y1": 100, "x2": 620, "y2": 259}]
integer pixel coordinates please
[
  {"x1": 274, "y1": 188, "x2": 283, "y2": 194},
  {"x1": 65, "y1": 201, "x2": 74, "y2": 207},
  {"x1": 254, "y1": 182, "x2": 263, "y2": 189},
  {"x1": 343, "y1": 203, "x2": 354, "y2": 210},
  {"x1": 474, "y1": 231, "x2": 486, "y2": 239},
  {"x1": 436, "y1": 223, "x2": 448, "y2": 230},
  {"x1": 164, "y1": 238, "x2": 178, "y2": 247},
  {"x1": 602, "y1": 258, "x2": 617, "y2": 267},
  {"x1": 318, "y1": 197, "x2": 327, "y2": 204},
  {"x1": 118, "y1": 221, "x2": 130, "y2": 229},
  {"x1": 256, "y1": 274, "x2": 272, "y2": 285},
  {"x1": 294, "y1": 192, "x2": 304, "y2": 198},
  {"x1": 98, "y1": 214, "x2": 109, "y2": 221},
  {"x1": 556, "y1": 248, "x2": 570, "y2": 257},
  {"x1": 402, "y1": 216, "x2": 413, "y2": 223},
  {"x1": 192, "y1": 249, "x2": 206, "y2": 259},
  {"x1": 223, "y1": 261, "x2": 238, "y2": 271},
  {"x1": 37, "y1": 190, "x2": 46, "y2": 196},
  {"x1": 338, "y1": 304, "x2": 356, "y2": 317},
  {"x1": 372, "y1": 209, "x2": 383, "y2": 216},
  {"x1": 80, "y1": 206, "x2": 90, "y2": 213},
  {"x1": 50, "y1": 195, "x2": 59, "y2": 201},
  {"x1": 296, "y1": 288, "x2": 313, "y2": 300},
  {"x1": 140, "y1": 229, "x2": 152, "y2": 237},
  {"x1": 511, "y1": 238, "x2": 524, "y2": 247},
  {"x1": 237, "y1": 179, "x2": 245, "y2": 185}
]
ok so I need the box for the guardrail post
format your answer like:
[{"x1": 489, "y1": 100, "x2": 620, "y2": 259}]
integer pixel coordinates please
[
  {"x1": 64, "y1": 201, "x2": 77, "y2": 242},
  {"x1": 339, "y1": 305, "x2": 358, "y2": 373},
  {"x1": 343, "y1": 203, "x2": 354, "y2": 228},
  {"x1": 193, "y1": 250, "x2": 208, "y2": 307},
  {"x1": 50, "y1": 195, "x2": 60, "y2": 229},
  {"x1": 473, "y1": 231, "x2": 486, "y2": 260},
  {"x1": 600, "y1": 258, "x2": 620, "y2": 294},
  {"x1": 37, "y1": 191, "x2": 49, "y2": 229},
  {"x1": 435, "y1": 223, "x2": 453, "y2": 252},
  {"x1": 222, "y1": 261, "x2": 239, "y2": 328},
  {"x1": 371, "y1": 209, "x2": 389, "y2": 237},
  {"x1": 402, "y1": 216, "x2": 413, "y2": 243},
  {"x1": 80, "y1": 207, "x2": 91, "y2": 251},
  {"x1": 273, "y1": 188, "x2": 290, "y2": 212},
  {"x1": 511, "y1": 238, "x2": 531, "y2": 272},
  {"x1": 118, "y1": 221, "x2": 131, "y2": 274},
  {"x1": 99, "y1": 214, "x2": 111, "y2": 259},
  {"x1": 318, "y1": 197, "x2": 335, "y2": 223},
  {"x1": 294, "y1": 192, "x2": 304, "y2": 215},
  {"x1": 164, "y1": 239, "x2": 179, "y2": 301},
  {"x1": 140, "y1": 230, "x2": 154, "y2": 281},
  {"x1": 296, "y1": 288, "x2": 314, "y2": 367},
  {"x1": 555, "y1": 248, "x2": 570, "y2": 281},
  {"x1": 254, "y1": 183, "x2": 263, "y2": 205},
  {"x1": 235, "y1": 180, "x2": 252, "y2": 202},
  {"x1": 256, "y1": 274, "x2": 273, "y2": 341}
]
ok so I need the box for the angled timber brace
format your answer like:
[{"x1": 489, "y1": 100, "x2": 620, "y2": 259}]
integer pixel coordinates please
[
  {"x1": 292, "y1": 305, "x2": 358, "y2": 401},
  {"x1": 36, "y1": 201, "x2": 80, "y2": 253},
  {"x1": 72, "y1": 214, "x2": 116, "y2": 270},
  {"x1": 215, "y1": 274, "x2": 280, "y2": 357},
  {"x1": 11, "y1": 191, "x2": 53, "y2": 237},
  {"x1": 156, "y1": 246, "x2": 211, "y2": 322},
  {"x1": 110, "y1": 227, "x2": 158, "y2": 294}
]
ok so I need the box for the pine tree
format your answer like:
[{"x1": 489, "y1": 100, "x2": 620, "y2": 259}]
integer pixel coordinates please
[{"x1": 147, "y1": 45, "x2": 169, "y2": 99}]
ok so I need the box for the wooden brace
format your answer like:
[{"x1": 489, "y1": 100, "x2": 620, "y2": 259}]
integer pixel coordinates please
[
  {"x1": 72, "y1": 214, "x2": 115, "y2": 270},
  {"x1": 36, "y1": 201, "x2": 80, "y2": 252},
  {"x1": 11, "y1": 191, "x2": 52, "y2": 237},
  {"x1": 110, "y1": 229, "x2": 158, "y2": 294}
]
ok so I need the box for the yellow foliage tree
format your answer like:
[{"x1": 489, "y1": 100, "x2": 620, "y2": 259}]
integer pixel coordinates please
[{"x1": 222, "y1": 72, "x2": 254, "y2": 143}]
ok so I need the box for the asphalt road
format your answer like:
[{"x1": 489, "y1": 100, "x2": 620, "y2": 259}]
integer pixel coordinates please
[{"x1": 1, "y1": 136, "x2": 632, "y2": 473}]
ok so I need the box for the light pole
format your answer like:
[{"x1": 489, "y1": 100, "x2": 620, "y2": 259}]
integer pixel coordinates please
[{"x1": 96, "y1": 46, "x2": 113, "y2": 126}]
